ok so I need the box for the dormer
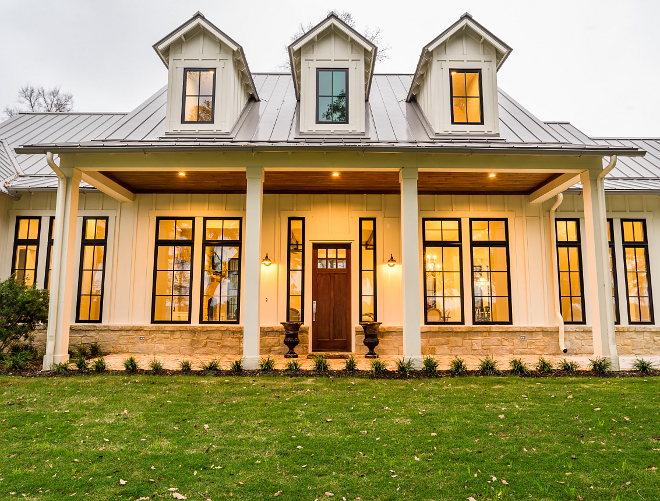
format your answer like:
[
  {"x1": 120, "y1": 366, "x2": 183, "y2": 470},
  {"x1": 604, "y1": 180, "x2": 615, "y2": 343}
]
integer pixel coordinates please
[
  {"x1": 407, "y1": 13, "x2": 512, "y2": 136},
  {"x1": 288, "y1": 14, "x2": 377, "y2": 134},
  {"x1": 153, "y1": 12, "x2": 259, "y2": 134}
]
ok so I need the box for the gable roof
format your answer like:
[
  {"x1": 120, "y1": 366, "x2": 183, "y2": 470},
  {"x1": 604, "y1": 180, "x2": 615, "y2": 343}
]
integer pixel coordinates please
[
  {"x1": 407, "y1": 12, "x2": 513, "y2": 102},
  {"x1": 152, "y1": 11, "x2": 259, "y2": 101},
  {"x1": 287, "y1": 13, "x2": 378, "y2": 101}
]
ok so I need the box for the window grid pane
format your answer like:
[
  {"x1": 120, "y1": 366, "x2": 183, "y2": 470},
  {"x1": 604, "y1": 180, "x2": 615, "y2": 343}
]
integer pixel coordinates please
[
  {"x1": 621, "y1": 219, "x2": 654, "y2": 324},
  {"x1": 182, "y1": 69, "x2": 215, "y2": 123},
  {"x1": 555, "y1": 219, "x2": 585, "y2": 324},
  {"x1": 359, "y1": 219, "x2": 377, "y2": 322},
  {"x1": 471, "y1": 219, "x2": 510, "y2": 324},
  {"x1": 76, "y1": 217, "x2": 109, "y2": 323},
  {"x1": 287, "y1": 218, "x2": 305, "y2": 322},
  {"x1": 450, "y1": 69, "x2": 482, "y2": 124},
  {"x1": 317, "y1": 69, "x2": 348, "y2": 124},
  {"x1": 12, "y1": 217, "x2": 41, "y2": 288},
  {"x1": 607, "y1": 219, "x2": 620, "y2": 324}
]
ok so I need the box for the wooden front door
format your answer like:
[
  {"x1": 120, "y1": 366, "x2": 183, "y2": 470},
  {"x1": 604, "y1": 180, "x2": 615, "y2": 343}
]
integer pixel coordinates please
[{"x1": 311, "y1": 244, "x2": 351, "y2": 351}]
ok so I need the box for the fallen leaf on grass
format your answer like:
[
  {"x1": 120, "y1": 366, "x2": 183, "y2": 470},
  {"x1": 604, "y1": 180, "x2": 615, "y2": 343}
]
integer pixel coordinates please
[
  {"x1": 274, "y1": 492, "x2": 282, "y2": 497},
  {"x1": 648, "y1": 466, "x2": 658, "y2": 471},
  {"x1": 172, "y1": 494, "x2": 187, "y2": 500},
  {"x1": 119, "y1": 479, "x2": 126, "y2": 485},
  {"x1": 498, "y1": 415, "x2": 505, "y2": 419},
  {"x1": 468, "y1": 497, "x2": 477, "y2": 501},
  {"x1": 594, "y1": 408, "x2": 601, "y2": 411},
  {"x1": 136, "y1": 498, "x2": 150, "y2": 501},
  {"x1": 325, "y1": 493, "x2": 334, "y2": 497}
]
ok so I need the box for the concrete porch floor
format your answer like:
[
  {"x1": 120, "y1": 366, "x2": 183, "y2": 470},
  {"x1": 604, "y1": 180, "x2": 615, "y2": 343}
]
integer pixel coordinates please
[{"x1": 90, "y1": 353, "x2": 660, "y2": 372}]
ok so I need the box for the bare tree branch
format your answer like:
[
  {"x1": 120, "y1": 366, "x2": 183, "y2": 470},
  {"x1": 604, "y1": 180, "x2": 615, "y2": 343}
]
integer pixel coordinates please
[{"x1": 2, "y1": 84, "x2": 74, "y2": 119}]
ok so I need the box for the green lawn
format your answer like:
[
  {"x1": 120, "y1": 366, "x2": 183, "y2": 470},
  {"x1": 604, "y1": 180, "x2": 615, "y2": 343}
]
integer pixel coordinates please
[{"x1": 1, "y1": 375, "x2": 659, "y2": 500}]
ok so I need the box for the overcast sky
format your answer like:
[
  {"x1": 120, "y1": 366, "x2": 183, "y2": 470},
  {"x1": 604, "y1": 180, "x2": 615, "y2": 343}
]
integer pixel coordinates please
[{"x1": 1, "y1": 0, "x2": 658, "y2": 138}]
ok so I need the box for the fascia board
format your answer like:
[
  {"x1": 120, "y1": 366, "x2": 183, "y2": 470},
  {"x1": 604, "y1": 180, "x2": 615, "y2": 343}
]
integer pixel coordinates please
[
  {"x1": 291, "y1": 19, "x2": 375, "y2": 53},
  {"x1": 156, "y1": 19, "x2": 239, "y2": 55},
  {"x1": 426, "y1": 19, "x2": 509, "y2": 56}
]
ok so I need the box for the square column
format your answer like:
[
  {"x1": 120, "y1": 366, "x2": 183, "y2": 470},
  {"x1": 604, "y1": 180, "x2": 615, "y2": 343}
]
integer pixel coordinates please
[
  {"x1": 43, "y1": 168, "x2": 81, "y2": 370},
  {"x1": 581, "y1": 169, "x2": 619, "y2": 370},
  {"x1": 400, "y1": 167, "x2": 422, "y2": 368},
  {"x1": 243, "y1": 166, "x2": 263, "y2": 369}
]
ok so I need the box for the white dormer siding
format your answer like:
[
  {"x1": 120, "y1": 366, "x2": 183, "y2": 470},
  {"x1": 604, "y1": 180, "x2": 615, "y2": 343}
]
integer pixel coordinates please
[{"x1": 164, "y1": 30, "x2": 250, "y2": 133}]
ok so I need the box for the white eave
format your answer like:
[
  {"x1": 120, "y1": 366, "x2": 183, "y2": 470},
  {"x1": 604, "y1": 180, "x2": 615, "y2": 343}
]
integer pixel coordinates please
[
  {"x1": 288, "y1": 13, "x2": 378, "y2": 101},
  {"x1": 152, "y1": 11, "x2": 259, "y2": 101},
  {"x1": 406, "y1": 12, "x2": 512, "y2": 102}
]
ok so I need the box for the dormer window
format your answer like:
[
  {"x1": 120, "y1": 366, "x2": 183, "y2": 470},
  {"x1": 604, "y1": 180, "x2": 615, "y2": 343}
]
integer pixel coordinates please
[
  {"x1": 317, "y1": 69, "x2": 348, "y2": 124},
  {"x1": 450, "y1": 69, "x2": 483, "y2": 125},
  {"x1": 182, "y1": 69, "x2": 216, "y2": 123}
]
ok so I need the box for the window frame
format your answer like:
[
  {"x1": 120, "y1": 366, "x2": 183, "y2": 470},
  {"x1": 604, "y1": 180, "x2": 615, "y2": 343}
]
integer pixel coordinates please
[
  {"x1": 449, "y1": 69, "x2": 484, "y2": 125},
  {"x1": 286, "y1": 217, "x2": 305, "y2": 322},
  {"x1": 554, "y1": 218, "x2": 587, "y2": 325},
  {"x1": 316, "y1": 68, "x2": 349, "y2": 125},
  {"x1": 422, "y1": 218, "x2": 464, "y2": 325},
  {"x1": 44, "y1": 216, "x2": 55, "y2": 291},
  {"x1": 621, "y1": 218, "x2": 654, "y2": 325},
  {"x1": 75, "y1": 216, "x2": 109, "y2": 324},
  {"x1": 359, "y1": 218, "x2": 377, "y2": 322},
  {"x1": 181, "y1": 68, "x2": 217, "y2": 124},
  {"x1": 607, "y1": 219, "x2": 620, "y2": 325},
  {"x1": 151, "y1": 217, "x2": 195, "y2": 324},
  {"x1": 11, "y1": 216, "x2": 41, "y2": 287},
  {"x1": 199, "y1": 217, "x2": 242, "y2": 325},
  {"x1": 469, "y1": 218, "x2": 512, "y2": 325}
]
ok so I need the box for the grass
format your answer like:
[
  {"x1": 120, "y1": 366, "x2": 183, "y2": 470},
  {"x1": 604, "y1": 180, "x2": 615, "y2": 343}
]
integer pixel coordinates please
[{"x1": 1, "y1": 375, "x2": 659, "y2": 500}]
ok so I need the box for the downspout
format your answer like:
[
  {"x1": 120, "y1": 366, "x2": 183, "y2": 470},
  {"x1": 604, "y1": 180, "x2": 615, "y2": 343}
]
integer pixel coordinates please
[
  {"x1": 597, "y1": 156, "x2": 618, "y2": 360},
  {"x1": 549, "y1": 193, "x2": 566, "y2": 352},
  {"x1": 43, "y1": 152, "x2": 66, "y2": 368}
]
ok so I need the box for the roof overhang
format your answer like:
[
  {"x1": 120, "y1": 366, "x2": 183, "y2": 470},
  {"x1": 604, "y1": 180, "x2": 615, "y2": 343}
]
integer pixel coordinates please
[
  {"x1": 152, "y1": 12, "x2": 259, "y2": 101},
  {"x1": 287, "y1": 13, "x2": 378, "y2": 101},
  {"x1": 407, "y1": 12, "x2": 513, "y2": 102}
]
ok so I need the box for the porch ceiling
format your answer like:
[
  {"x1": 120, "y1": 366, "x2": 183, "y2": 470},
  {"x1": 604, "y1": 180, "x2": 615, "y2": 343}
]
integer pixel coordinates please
[{"x1": 99, "y1": 170, "x2": 562, "y2": 195}]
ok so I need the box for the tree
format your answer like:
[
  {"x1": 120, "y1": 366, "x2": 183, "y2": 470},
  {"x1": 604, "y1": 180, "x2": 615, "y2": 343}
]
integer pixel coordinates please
[
  {"x1": 0, "y1": 275, "x2": 49, "y2": 352},
  {"x1": 280, "y1": 10, "x2": 390, "y2": 71},
  {"x1": 3, "y1": 84, "x2": 74, "y2": 119}
]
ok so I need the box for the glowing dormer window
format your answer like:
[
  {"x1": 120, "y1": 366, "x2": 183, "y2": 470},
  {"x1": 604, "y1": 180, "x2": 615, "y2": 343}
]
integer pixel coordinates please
[
  {"x1": 450, "y1": 69, "x2": 483, "y2": 125},
  {"x1": 317, "y1": 69, "x2": 348, "y2": 124},
  {"x1": 182, "y1": 69, "x2": 216, "y2": 123}
]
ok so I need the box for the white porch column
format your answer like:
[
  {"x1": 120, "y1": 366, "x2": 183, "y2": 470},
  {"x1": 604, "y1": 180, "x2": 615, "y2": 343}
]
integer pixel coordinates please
[
  {"x1": 581, "y1": 169, "x2": 619, "y2": 370},
  {"x1": 400, "y1": 167, "x2": 422, "y2": 368},
  {"x1": 243, "y1": 166, "x2": 263, "y2": 369},
  {"x1": 43, "y1": 168, "x2": 81, "y2": 370}
]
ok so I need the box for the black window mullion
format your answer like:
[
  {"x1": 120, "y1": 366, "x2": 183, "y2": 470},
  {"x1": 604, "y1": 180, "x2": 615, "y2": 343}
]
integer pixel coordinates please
[
  {"x1": 359, "y1": 218, "x2": 377, "y2": 322},
  {"x1": 621, "y1": 219, "x2": 654, "y2": 325},
  {"x1": 287, "y1": 217, "x2": 305, "y2": 322},
  {"x1": 76, "y1": 217, "x2": 109, "y2": 323},
  {"x1": 11, "y1": 216, "x2": 41, "y2": 288},
  {"x1": 181, "y1": 68, "x2": 216, "y2": 124}
]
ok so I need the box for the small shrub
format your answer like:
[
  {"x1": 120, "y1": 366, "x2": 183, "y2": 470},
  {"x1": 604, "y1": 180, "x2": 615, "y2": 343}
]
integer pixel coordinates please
[
  {"x1": 123, "y1": 356, "x2": 139, "y2": 373},
  {"x1": 558, "y1": 358, "x2": 580, "y2": 373},
  {"x1": 285, "y1": 359, "x2": 302, "y2": 372},
  {"x1": 344, "y1": 355, "x2": 358, "y2": 372},
  {"x1": 10, "y1": 343, "x2": 37, "y2": 358},
  {"x1": 73, "y1": 355, "x2": 89, "y2": 372},
  {"x1": 149, "y1": 358, "x2": 163, "y2": 374},
  {"x1": 632, "y1": 358, "x2": 655, "y2": 374},
  {"x1": 259, "y1": 356, "x2": 276, "y2": 371},
  {"x1": 449, "y1": 356, "x2": 467, "y2": 375},
  {"x1": 423, "y1": 356, "x2": 439, "y2": 374},
  {"x1": 370, "y1": 359, "x2": 387, "y2": 375},
  {"x1": 478, "y1": 356, "x2": 500, "y2": 376},
  {"x1": 0, "y1": 275, "x2": 49, "y2": 352},
  {"x1": 53, "y1": 362, "x2": 69, "y2": 374},
  {"x1": 535, "y1": 357, "x2": 553, "y2": 374},
  {"x1": 201, "y1": 359, "x2": 221, "y2": 373},
  {"x1": 313, "y1": 355, "x2": 329, "y2": 372},
  {"x1": 3, "y1": 351, "x2": 31, "y2": 370},
  {"x1": 179, "y1": 360, "x2": 192, "y2": 372},
  {"x1": 509, "y1": 358, "x2": 530, "y2": 376},
  {"x1": 229, "y1": 359, "x2": 243, "y2": 373},
  {"x1": 395, "y1": 357, "x2": 414, "y2": 376},
  {"x1": 89, "y1": 342, "x2": 102, "y2": 358},
  {"x1": 76, "y1": 344, "x2": 89, "y2": 359},
  {"x1": 93, "y1": 357, "x2": 106, "y2": 373},
  {"x1": 588, "y1": 356, "x2": 612, "y2": 374}
]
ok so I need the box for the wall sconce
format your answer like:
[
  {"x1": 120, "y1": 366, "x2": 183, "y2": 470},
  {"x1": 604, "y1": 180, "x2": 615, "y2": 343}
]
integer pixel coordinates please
[
  {"x1": 262, "y1": 253, "x2": 272, "y2": 266},
  {"x1": 387, "y1": 254, "x2": 396, "y2": 267}
]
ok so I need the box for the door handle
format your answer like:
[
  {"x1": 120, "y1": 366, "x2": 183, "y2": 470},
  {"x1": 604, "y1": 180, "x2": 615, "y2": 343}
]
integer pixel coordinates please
[{"x1": 312, "y1": 301, "x2": 317, "y2": 321}]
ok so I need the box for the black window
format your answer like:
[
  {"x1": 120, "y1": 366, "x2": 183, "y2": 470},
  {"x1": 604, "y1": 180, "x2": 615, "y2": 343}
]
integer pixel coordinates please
[
  {"x1": 423, "y1": 219, "x2": 463, "y2": 324},
  {"x1": 200, "y1": 218, "x2": 242, "y2": 323},
  {"x1": 44, "y1": 216, "x2": 55, "y2": 291},
  {"x1": 470, "y1": 219, "x2": 511, "y2": 324},
  {"x1": 76, "y1": 217, "x2": 109, "y2": 323},
  {"x1": 450, "y1": 69, "x2": 483, "y2": 125},
  {"x1": 182, "y1": 69, "x2": 216, "y2": 123},
  {"x1": 316, "y1": 69, "x2": 348, "y2": 124},
  {"x1": 11, "y1": 217, "x2": 41, "y2": 287},
  {"x1": 152, "y1": 218, "x2": 194, "y2": 323},
  {"x1": 287, "y1": 218, "x2": 305, "y2": 322},
  {"x1": 359, "y1": 218, "x2": 377, "y2": 322},
  {"x1": 621, "y1": 219, "x2": 654, "y2": 324},
  {"x1": 607, "y1": 219, "x2": 620, "y2": 324},
  {"x1": 555, "y1": 219, "x2": 586, "y2": 324}
]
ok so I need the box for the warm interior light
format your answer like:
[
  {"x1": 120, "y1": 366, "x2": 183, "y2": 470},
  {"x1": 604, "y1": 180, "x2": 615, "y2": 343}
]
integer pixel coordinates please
[
  {"x1": 261, "y1": 253, "x2": 272, "y2": 266},
  {"x1": 451, "y1": 71, "x2": 457, "y2": 75},
  {"x1": 178, "y1": 172, "x2": 186, "y2": 176},
  {"x1": 332, "y1": 172, "x2": 340, "y2": 177},
  {"x1": 387, "y1": 254, "x2": 396, "y2": 267},
  {"x1": 488, "y1": 173, "x2": 496, "y2": 178}
]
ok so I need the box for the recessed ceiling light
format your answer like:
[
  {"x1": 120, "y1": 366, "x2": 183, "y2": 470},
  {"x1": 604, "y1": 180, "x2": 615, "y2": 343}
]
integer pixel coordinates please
[
  {"x1": 332, "y1": 172, "x2": 340, "y2": 177},
  {"x1": 488, "y1": 173, "x2": 496, "y2": 178},
  {"x1": 178, "y1": 172, "x2": 186, "y2": 176}
]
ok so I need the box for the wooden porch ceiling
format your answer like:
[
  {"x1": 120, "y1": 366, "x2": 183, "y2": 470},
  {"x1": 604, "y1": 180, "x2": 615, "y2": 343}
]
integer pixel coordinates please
[{"x1": 99, "y1": 170, "x2": 562, "y2": 195}]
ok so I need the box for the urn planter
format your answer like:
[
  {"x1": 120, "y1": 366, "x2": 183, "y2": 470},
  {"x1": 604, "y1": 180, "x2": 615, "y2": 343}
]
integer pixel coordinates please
[
  {"x1": 281, "y1": 321, "x2": 303, "y2": 358},
  {"x1": 360, "y1": 321, "x2": 382, "y2": 358}
]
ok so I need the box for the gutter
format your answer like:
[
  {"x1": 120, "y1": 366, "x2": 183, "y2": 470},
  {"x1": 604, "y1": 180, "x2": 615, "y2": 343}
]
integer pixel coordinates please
[{"x1": 549, "y1": 193, "x2": 566, "y2": 353}]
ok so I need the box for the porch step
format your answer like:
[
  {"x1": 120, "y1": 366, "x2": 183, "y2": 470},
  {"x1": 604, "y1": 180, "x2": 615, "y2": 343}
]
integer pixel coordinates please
[{"x1": 307, "y1": 352, "x2": 351, "y2": 359}]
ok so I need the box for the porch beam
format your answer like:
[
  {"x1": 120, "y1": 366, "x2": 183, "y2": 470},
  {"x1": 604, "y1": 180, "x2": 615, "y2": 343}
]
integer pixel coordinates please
[
  {"x1": 81, "y1": 171, "x2": 135, "y2": 203},
  {"x1": 242, "y1": 166, "x2": 264, "y2": 370},
  {"x1": 529, "y1": 172, "x2": 582, "y2": 204}
]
